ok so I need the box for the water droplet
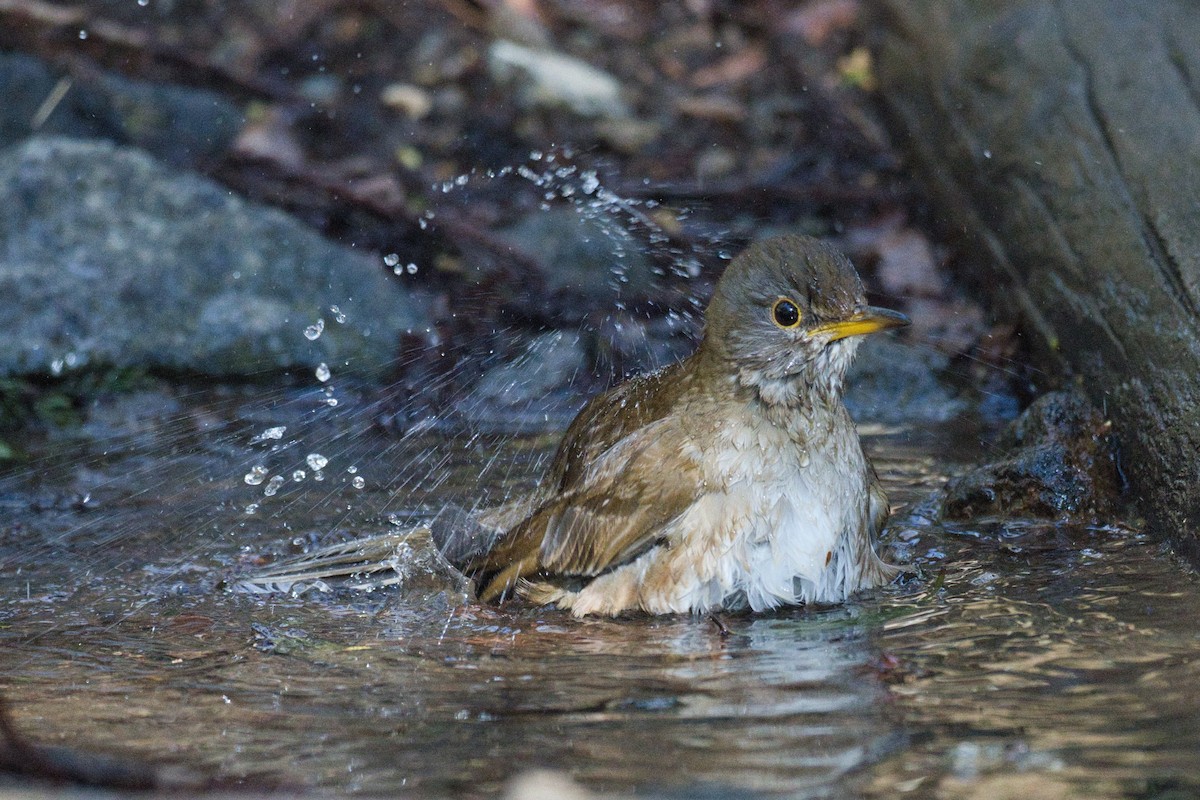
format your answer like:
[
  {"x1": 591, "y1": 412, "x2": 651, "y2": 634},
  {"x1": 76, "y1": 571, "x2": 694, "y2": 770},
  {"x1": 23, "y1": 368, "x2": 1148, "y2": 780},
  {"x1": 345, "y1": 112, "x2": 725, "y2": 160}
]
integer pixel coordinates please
[
  {"x1": 313, "y1": 471, "x2": 325, "y2": 482},
  {"x1": 306, "y1": 453, "x2": 328, "y2": 471},
  {"x1": 406, "y1": 262, "x2": 418, "y2": 274},
  {"x1": 244, "y1": 465, "x2": 268, "y2": 485},
  {"x1": 383, "y1": 253, "x2": 400, "y2": 267},
  {"x1": 137, "y1": 0, "x2": 149, "y2": 6},
  {"x1": 250, "y1": 426, "x2": 286, "y2": 443},
  {"x1": 346, "y1": 465, "x2": 358, "y2": 474},
  {"x1": 78, "y1": 29, "x2": 88, "y2": 39},
  {"x1": 50, "y1": 358, "x2": 65, "y2": 376},
  {"x1": 263, "y1": 475, "x2": 286, "y2": 496},
  {"x1": 351, "y1": 476, "x2": 365, "y2": 489},
  {"x1": 292, "y1": 469, "x2": 306, "y2": 481},
  {"x1": 304, "y1": 319, "x2": 325, "y2": 340},
  {"x1": 315, "y1": 363, "x2": 331, "y2": 382},
  {"x1": 797, "y1": 450, "x2": 811, "y2": 468},
  {"x1": 323, "y1": 397, "x2": 338, "y2": 407},
  {"x1": 330, "y1": 305, "x2": 347, "y2": 323},
  {"x1": 244, "y1": 503, "x2": 260, "y2": 514}
]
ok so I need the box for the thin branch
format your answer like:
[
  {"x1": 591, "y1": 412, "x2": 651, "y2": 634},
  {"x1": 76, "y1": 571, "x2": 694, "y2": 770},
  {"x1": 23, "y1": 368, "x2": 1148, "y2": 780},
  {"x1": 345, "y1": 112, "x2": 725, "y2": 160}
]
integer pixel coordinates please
[{"x1": 0, "y1": 0, "x2": 293, "y2": 101}]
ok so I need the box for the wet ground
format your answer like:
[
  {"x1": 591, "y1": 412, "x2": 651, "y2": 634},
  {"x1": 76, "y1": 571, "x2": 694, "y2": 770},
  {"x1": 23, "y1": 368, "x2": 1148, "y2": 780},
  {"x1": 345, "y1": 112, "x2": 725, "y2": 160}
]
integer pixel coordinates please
[{"x1": 1, "y1": 385, "x2": 1196, "y2": 799}]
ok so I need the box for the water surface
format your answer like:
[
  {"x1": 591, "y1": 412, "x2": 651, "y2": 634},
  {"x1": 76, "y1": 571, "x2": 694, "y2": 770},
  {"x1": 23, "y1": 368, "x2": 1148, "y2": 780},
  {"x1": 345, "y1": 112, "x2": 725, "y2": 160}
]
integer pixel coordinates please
[{"x1": 0, "y1": 389, "x2": 1196, "y2": 798}]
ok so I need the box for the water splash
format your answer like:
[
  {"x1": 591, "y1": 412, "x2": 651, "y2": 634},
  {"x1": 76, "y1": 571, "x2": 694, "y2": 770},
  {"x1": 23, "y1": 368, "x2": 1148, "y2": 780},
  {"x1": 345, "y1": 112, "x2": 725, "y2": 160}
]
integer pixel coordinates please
[
  {"x1": 251, "y1": 426, "x2": 287, "y2": 443},
  {"x1": 244, "y1": 465, "x2": 268, "y2": 485},
  {"x1": 304, "y1": 319, "x2": 325, "y2": 340}
]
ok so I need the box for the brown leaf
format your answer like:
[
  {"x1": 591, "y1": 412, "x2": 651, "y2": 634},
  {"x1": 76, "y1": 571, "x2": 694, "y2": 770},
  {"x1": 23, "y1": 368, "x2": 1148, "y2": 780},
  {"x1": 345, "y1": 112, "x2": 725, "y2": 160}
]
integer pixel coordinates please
[
  {"x1": 675, "y1": 94, "x2": 746, "y2": 122},
  {"x1": 690, "y1": 46, "x2": 767, "y2": 88},
  {"x1": 875, "y1": 228, "x2": 942, "y2": 297},
  {"x1": 784, "y1": 0, "x2": 862, "y2": 47}
]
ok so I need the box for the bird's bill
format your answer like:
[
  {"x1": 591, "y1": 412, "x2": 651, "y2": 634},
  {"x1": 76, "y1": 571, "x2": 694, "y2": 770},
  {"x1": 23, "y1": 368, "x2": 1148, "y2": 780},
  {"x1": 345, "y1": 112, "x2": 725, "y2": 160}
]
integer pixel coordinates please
[{"x1": 810, "y1": 306, "x2": 910, "y2": 342}]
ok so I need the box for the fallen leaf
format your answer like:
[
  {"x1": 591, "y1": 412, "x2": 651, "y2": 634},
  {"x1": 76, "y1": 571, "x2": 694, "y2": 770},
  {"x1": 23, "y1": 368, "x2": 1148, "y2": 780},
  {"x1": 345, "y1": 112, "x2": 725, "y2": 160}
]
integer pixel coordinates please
[
  {"x1": 690, "y1": 46, "x2": 767, "y2": 88},
  {"x1": 785, "y1": 0, "x2": 861, "y2": 46}
]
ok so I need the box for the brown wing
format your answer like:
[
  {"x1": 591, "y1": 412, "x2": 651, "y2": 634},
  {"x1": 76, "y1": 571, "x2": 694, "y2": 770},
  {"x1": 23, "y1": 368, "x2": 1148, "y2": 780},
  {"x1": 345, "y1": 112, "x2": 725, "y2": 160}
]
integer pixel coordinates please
[
  {"x1": 470, "y1": 416, "x2": 702, "y2": 602},
  {"x1": 542, "y1": 360, "x2": 691, "y2": 493}
]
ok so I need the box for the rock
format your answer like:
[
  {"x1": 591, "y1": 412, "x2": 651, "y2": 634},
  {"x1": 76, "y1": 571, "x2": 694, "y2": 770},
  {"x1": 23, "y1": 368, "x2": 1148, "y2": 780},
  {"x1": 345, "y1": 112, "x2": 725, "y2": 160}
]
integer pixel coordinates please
[
  {"x1": 473, "y1": 330, "x2": 587, "y2": 407},
  {"x1": 875, "y1": 0, "x2": 1200, "y2": 559},
  {"x1": 487, "y1": 39, "x2": 631, "y2": 119},
  {"x1": 845, "y1": 338, "x2": 970, "y2": 424},
  {"x1": 0, "y1": 52, "x2": 241, "y2": 168},
  {"x1": 0, "y1": 137, "x2": 427, "y2": 379},
  {"x1": 941, "y1": 390, "x2": 1121, "y2": 520},
  {"x1": 505, "y1": 770, "x2": 598, "y2": 800},
  {"x1": 500, "y1": 207, "x2": 655, "y2": 318},
  {"x1": 457, "y1": 330, "x2": 588, "y2": 432}
]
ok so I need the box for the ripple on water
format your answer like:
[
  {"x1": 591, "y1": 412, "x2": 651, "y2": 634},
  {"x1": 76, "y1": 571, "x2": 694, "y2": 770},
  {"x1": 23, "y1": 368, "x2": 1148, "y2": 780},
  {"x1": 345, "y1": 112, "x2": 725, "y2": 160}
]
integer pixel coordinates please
[{"x1": 0, "y1": 413, "x2": 1197, "y2": 798}]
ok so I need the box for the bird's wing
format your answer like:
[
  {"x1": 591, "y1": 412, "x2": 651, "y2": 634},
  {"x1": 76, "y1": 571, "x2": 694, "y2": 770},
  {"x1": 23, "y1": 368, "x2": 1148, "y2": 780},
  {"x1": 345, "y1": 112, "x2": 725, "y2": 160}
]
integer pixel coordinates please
[
  {"x1": 469, "y1": 417, "x2": 703, "y2": 602},
  {"x1": 866, "y1": 464, "x2": 890, "y2": 536}
]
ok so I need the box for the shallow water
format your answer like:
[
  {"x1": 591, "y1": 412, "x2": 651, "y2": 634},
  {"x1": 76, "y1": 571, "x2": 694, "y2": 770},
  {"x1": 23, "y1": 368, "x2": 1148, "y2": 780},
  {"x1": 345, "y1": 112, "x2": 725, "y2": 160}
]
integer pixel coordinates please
[{"x1": 0, "y1": 389, "x2": 1197, "y2": 798}]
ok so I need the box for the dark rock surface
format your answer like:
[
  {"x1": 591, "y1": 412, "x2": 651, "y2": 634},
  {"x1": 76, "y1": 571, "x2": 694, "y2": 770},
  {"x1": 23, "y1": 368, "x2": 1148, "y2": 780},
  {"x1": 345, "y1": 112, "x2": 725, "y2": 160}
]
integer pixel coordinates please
[
  {"x1": 845, "y1": 338, "x2": 969, "y2": 425},
  {"x1": 0, "y1": 51, "x2": 242, "y2": 168},
  {"x1": 942, "y1": 390, "x2": 1120, "y2": 520},
  {"x1": 876, "y1": 0, "x2": 1200, "y2": 556},
  {"x1": 499, "y1": 207, "x2": 656, "y2": 320},
  {"x1": 0, "y1": 136, "x2": 427, "y2": 379}
]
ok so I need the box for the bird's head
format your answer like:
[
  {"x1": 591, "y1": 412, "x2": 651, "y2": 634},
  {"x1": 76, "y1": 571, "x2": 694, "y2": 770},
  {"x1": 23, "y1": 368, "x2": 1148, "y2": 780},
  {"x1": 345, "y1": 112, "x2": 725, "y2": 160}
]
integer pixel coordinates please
[{"x1": 701, "y1": 235, "x2": 909, "y2": 407}]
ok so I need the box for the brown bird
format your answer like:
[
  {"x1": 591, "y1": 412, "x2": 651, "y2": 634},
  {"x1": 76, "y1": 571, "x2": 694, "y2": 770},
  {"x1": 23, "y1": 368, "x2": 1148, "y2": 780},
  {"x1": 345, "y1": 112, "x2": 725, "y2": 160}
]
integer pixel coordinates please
[
  {"x1": 239, "y1": 235, "x2": 908, "y2": 617},
  {"x1": 435, "y1": 234, "x2": 908, "y2": 615}
]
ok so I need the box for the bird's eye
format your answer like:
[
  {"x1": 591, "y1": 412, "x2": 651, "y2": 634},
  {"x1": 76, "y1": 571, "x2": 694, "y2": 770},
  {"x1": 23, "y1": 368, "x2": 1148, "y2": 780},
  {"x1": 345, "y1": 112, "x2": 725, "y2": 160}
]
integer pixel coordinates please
[{"x1": 771, "y1": 298, "x2": 802, "y2": 329}]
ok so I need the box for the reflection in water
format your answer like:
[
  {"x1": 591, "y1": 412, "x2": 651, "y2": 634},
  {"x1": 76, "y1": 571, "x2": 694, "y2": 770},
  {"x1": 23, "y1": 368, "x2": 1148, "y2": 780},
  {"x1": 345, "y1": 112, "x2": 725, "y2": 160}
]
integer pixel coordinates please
[{"x1": 1, "y1": 395, "x2": 1198, "y2": 798}]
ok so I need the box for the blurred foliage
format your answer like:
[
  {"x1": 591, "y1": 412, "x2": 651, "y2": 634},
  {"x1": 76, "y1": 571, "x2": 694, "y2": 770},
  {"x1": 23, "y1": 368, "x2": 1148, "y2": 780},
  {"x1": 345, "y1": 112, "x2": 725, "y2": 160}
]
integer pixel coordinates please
[{"x1": 0, "y1": 366, "x2": 152, "y2": 441}]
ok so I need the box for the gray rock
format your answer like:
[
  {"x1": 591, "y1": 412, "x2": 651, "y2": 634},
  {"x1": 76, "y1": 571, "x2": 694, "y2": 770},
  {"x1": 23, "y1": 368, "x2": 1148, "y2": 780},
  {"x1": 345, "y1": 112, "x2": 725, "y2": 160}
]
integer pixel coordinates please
[
  {"x1": 501, "y1": 207, "x2": 655, "y2": 317},
  {"x1": 941, "y1": 390, "x2": 1120, "y2": 520},
  {"x1": 457, "y1": 330, "x2": 588, "y2": 432},
  {"x1": 845, "y1": 337, "x2": 969, "y2": 424},
  {"x1": 0, "y1": 136, "x2": 426, "y2": 378},
  {"x1": 487, "y1": 40, "x2": 630, "y2": 119},
  {"x1": 474, "y1": 330, "x2": 587, "y2": 407},
  {"x1": 0, "y1": 52, "x2": 242, "y2": 168}
]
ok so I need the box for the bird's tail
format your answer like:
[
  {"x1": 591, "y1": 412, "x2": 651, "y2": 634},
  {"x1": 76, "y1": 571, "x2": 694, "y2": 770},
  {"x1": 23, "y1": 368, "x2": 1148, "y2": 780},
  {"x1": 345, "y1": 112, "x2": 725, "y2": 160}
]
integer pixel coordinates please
[
  {"x1": 231, "y1": 505, "x2": 507, "y2": 594},
  {"x1": 232, "y1": 529, "x2": 430, "y2": 594}
]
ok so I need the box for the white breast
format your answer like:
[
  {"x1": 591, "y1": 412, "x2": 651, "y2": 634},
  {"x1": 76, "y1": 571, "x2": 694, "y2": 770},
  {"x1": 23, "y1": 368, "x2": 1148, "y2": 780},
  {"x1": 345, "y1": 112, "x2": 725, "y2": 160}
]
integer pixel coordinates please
[{"x1": 676, "y1": 406, "x2": 870, "y2": 611}]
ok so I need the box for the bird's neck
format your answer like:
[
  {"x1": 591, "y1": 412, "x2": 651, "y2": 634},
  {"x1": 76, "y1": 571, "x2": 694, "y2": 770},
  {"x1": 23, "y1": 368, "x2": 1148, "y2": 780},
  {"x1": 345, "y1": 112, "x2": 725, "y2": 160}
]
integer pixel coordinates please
[{"x1": 689, "y1": 344, "x2": 852, "y2": 441}]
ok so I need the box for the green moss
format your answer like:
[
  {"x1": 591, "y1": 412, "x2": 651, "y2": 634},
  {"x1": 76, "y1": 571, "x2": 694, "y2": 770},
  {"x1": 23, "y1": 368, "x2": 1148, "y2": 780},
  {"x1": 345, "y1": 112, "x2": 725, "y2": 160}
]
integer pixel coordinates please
[{"x1": 0, "y1": 366, "x2": 153, "y2": 433}]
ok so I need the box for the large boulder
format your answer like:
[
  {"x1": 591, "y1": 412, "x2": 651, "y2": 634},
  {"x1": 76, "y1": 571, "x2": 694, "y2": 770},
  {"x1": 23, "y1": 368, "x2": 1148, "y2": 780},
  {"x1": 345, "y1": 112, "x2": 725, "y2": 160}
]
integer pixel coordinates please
[
  {"x1": 0, "y1": 137, "x2": 426, "y2": 378},
  {"x1": 876, "y1": 0, "x2": 1200, "y2": 559}
]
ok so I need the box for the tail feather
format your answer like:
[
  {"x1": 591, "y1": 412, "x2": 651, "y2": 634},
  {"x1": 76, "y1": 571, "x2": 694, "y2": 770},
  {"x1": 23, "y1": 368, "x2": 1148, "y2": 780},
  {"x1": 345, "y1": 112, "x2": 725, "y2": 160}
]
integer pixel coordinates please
[
  {"x1": 428, "y1": 505, "x2": 506, "y2": 567},
  {"x1": 233, "y1": 528, "x2": 428, "y2": 593}
]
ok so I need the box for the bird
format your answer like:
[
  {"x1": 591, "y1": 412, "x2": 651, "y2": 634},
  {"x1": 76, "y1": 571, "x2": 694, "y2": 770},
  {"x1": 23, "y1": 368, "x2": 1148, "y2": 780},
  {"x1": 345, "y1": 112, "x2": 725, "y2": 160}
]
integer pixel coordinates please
[
  {"x1": 432, "y1": 234, "x2": 909, "y2": 616},
  {"x1": 237, "y1": 235, "x2": 908, "y2": 617}
]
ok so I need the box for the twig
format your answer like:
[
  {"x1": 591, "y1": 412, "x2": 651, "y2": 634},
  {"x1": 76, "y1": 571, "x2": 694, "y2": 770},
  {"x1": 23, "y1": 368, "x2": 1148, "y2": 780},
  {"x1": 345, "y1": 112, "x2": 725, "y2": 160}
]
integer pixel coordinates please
[
  {"x1": 0, "y1": 0, "x2": 293, "y2": 101},
  {"x1": 0, "y1": 695, "x2": 157, "y2": 789},
  {"x1": 216, "y1": 153, "x2": 551, "y2": 280},
  {"x1": 0, "y1": 694, "x2": 286, "y2": 791},
  {"x1": 615, "y1": 177, "x2": 907, "y2": 208}
]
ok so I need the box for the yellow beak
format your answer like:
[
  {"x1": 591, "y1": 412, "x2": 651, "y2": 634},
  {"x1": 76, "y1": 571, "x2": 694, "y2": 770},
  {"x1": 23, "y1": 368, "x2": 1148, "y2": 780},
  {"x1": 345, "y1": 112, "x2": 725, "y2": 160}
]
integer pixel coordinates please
[{"x1": 809, "y1": 306, "x2": 910, "y2": 342}]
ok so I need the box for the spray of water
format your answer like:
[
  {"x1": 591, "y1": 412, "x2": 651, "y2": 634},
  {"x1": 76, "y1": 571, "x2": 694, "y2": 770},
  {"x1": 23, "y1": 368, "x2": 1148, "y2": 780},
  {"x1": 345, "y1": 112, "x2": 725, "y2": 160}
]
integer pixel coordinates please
[{"x1": 0, "y1": 152, "x2": 1024, "y2": 656}]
